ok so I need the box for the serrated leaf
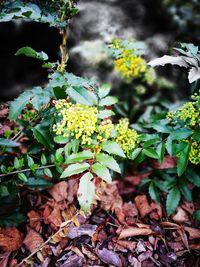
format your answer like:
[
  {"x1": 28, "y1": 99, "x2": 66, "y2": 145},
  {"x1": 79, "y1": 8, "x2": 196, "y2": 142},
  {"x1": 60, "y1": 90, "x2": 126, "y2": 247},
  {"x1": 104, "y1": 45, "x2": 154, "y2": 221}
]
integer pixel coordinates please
[
  {"x1": 102, "y1": 141, "x2": 125, "y2": 158},
  {"x1": 143, "y1": 148, "x2": 159, "y2": 159},
  {"x1": 99, "y1": 96, "x2": 118, "y2": 106},
  {"x1": 77, "y1": 172, "x2": 95, "y2": 212},
  {"x1": 177, "y1": 143, "x2": 191, "y2": 176},
  {"x1": 185, "y1": 169, "x2": 200, "y2": 187},
  {"x1": 166, "y1": 187, "x2": 181, "y2": 216},
  {"x1": 65, "y1": 150, "x2": 94, "y2": 164},
  {"x1": 96, "y1": 153, "x2": 121, "y2": 173},
  {"x1": 188, "y1": 67, "x2": 200, "y2": 83},
  {"x1": 170, "y1": 128, "x2": 192, "y2": 140},
  {"x1": 178, "y1": 177, "x2": 192, "y2": 202},
  {"x1": 156, "y1": 142, "x2": 165, "y2": 163},
  {"x1": 149, "y1": 182, "x2": 160, "y2": 203},
  {"x1": 32, "y1": 124, "x2": 54, "y2": 150},
  {"x1": 0, "y1": 138, "x2": 19, "y2": 147},
  {"x1": 130, "y1": 148, "x2": 142, "y2": 160},
  {"x1": 60, "y1": 163, "x2": 90, "y2": 178},
  {"x1": 98, "y1": 84, "x2": 111, "y2": 99},
  {"x1": 97, "y1": 110, "x2": 115, "y2": 119},
  {"x1": 148, "y1": 55, "x2": 188, "y2": 68},
  {"x1": 92, "y1": 163, "x2": 112, "y2": 183},
  {"x1": 9, "y1": 90, "x2": 33, "y2": 120},
  {"x1": 66, "y1": 86, "x2": 97, "y2": 106},
  {"x1": 15, "y1": 46, "x2": 48, "y2": 61}
]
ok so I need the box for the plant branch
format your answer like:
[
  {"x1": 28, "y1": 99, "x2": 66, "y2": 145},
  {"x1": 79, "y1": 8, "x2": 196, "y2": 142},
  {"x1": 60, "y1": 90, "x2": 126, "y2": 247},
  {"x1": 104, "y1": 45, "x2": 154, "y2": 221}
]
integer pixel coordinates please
[{"x1": 0, "y1": 164, "x2": 55, "y2": 179}]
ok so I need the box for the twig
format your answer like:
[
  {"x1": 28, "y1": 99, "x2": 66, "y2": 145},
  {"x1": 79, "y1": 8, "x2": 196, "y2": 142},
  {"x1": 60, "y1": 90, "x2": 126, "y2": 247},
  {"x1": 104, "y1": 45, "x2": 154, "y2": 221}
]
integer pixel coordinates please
[
  {"x1": 0, "y1": 164, "x2": 55, "y2": 179},
  {"x1": 17, "y1": 212, "x2": 79, "y2": 267}
]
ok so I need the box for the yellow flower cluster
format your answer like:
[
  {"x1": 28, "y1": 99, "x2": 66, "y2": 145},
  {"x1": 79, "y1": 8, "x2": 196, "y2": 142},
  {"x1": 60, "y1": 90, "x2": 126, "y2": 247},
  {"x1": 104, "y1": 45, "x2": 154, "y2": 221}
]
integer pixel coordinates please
[
  {"x1": 53, "y1": 100, "x2": 98, "y2": 145},
  {"x1": 115, "y1": 118, "x2": 139, "y2": 158},
  {"x1": 167, "y1": 101, "x2": 199, "y2": 127},
  {"x1": 189, "y1": 141, "x2": 200, "y2": 165},
  {"x1": 114, "y1": 53, "x2": 146, "y2": 81},
  {"x1": 143, "y1": 67, "x2": 156, "y2": 85},
  {"x1": 96, "y1": 119, "x2": 114, "y2": 153}
]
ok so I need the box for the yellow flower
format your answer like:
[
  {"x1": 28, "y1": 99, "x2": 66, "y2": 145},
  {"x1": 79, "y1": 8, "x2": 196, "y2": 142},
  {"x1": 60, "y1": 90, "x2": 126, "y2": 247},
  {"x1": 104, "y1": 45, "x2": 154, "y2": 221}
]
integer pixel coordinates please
[
  {"x1": 115, "y1": 118, "x2": 139, "y2": 158},
  {"x1": 53, "y1": 101, "x2": 98, "y2": 145},
  {"x1": 189, "y1": 141, "x2": 200, "y2": 165},
  {"x1": 114, "y1": 54, "x2": 146, "y2": 81}
]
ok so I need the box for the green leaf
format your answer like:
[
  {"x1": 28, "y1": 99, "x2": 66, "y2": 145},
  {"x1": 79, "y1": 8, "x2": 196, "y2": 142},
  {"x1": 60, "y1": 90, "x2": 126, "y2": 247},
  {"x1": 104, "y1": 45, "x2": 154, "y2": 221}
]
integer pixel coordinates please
[
  {"x1": 97, "y1": 110, "x2": 115, "y2": 119},
  {"x1": 177, "y1": 143, "x2": 191, "y2": 176},
  {"x1": 41, "y1": 154, "x2": 47, "y2": 165},
  {"x1": 44, "y1": 168, "x2": 53, "y2": 178},
  {"x1": 27, "y1": 155, "x2": 34, "y2": 168},
  {"x1": 192, "y1": 128, "x2": 200, "y2": 142},
  {"x1": 32, "y1": 124, "x2": 54, "y2": 150},
  {"x1": 193, "y1": 210, "x2": 200, "y2": 220},
  {"x1": 18, "y1": 173, "x2": 28, "y2": 182},
  {"x1": 96, "y1": 153, "x2": 121, "y2": 173},
  {"x1": 178, "y1": 177, "x2": 192, "y2": 202},
  {"x1": 102, "y1": 141, "x2": 126, "y2": 158},
  {"x1": 185, "y1": 169, "x2": 200, "y2": 187},
  {"x1": 60, "y1": 163, "x2": 90, "y2": 178},
  {"x1": 98, "y1": 84, "x2": 111, "y2": 99},
  {"x1": 157, "y1": 143, "x2": 165, "y2": 163},
  {"x1": 71, "y1": 139, "x2": 80, "y2": 153},
  {"x1": 14, "y1": 157, "x2": 20, "y2": 170},
  {"x1": 25, "y1": 177, "x2": 53, "y2": 190},
  {"x1": 0, "y1": 138, "x2": 19, "y2": 147},
  {"x1": 66, "y1": 86, "x2": 97, "y2": 106},
  {"x1": 143, "y1": 148, "x2": 159, "y2": 159},
  {"x1": 92, "y1": 163, "x2": 112, "y2": 183},
  {"x1": 143, "y1": 138, "x2": 160, "y2": 148},
  {"x1": 149, "y1": 182, "x2": 160, "y2": 203},
  {"x1": 130, "y1": 148, "x2": 142, "y2": 160},
  {"x1": 9, "y1": 90, "x2": 33, "y2": 120},
  {"x1": 99, "y1": 96, "x2": 118, "y2": 106},
  {"x1": 166, "y1": 187, "x2": 181, "y2": 216},
  {"x1": 65, "y1": 150, "x2": 94, "y2": 164},
  {"x1": 0, "y1": 212, "x2": 26, "y2": 227},
  {"x1": 166, "y1": 136, "x2": 173, "y2": 156},
  {"x1": 15, "y1": 46, "x2": 48, "y2": 61},
  {"x1": 152, "y1": 121, "x2": 171, "y2": 133},
  {"x1": 170, "y1": 128, "x2": 192, "y2": 140},
  {"x1": 77, "y1": 172, "x2": 95, "y2": 212},
  {"x1": 54, "y1": 136, "x2": 69, "y2": 144}
]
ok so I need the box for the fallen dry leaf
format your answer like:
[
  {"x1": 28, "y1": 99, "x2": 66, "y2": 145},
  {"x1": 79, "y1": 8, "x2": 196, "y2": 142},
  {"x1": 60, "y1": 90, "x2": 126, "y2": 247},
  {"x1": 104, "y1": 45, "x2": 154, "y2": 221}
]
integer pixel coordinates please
[
  {"x1": 118, "y1": 227, "x2": 153, "y2": 239},
  {"x1": 177, "y1": 229, "x2": 190, "y2": 250},
  {"x1": 172, "y1": 207, "x2": 190, "y2": 224},
  {"x1": 150, "y1": 202, "x2": 162, "y2": 220},
  {"x1": 81, "y1": 244, "x2": 98, "y2": 260},
  {"x1": 0, "y1": 227, "x2": 23, "y2": 252},
  {"x1": 48, "y1": 181, "x2": 68, "y2": 202},
  {"x1": 138, "y1": 250, "x2": 153, "y2": 262},
  {"x1": 43, "y1": 205, "x2": 62, "y2": 229},
  {"x1": 134, "y1": 195, "x2": 151, "y2": 218},
  {"x1": 59, "y1": 255, "x2": 84, "y2": 267},
  {"x1": 67, "y1": 224, "x2": 97, "y2": 239},
  {"x1": 184, "y1": 226, "x2": 200, "y2": 240},
  {"x1": 151, "y1": 156, "x2": 177, "y2": 169},
  {"x1": 0, "y1": 252, "x2": 10, "y2": 267},
  {"x1": 27, "y1": 210, "x2": 41, "y2": 232},
  {"x1": 125, "y1": 172, "x2": 151, "y2": 186},
  {"x1": 96, "y1": 248, "x2": 122, "y2": 267},
  {"x1": 23, "y1": 229, "x2": 44, "y2": 253},
  {"x1": 114, "y1": 239, "x2": 137, "y2": 251}
]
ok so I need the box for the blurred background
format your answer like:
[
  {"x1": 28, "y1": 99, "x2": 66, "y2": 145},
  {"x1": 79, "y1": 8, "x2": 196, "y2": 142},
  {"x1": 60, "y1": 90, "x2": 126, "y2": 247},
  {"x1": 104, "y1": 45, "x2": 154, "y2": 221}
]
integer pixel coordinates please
[{"x1": 0, "y1": 0, "x2": 199, "y2": 100}]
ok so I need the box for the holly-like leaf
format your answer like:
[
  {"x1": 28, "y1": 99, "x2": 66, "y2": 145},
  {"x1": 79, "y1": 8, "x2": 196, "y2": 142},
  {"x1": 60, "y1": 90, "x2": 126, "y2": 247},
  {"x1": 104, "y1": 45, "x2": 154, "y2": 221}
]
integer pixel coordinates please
[
  {"x1": 148, "y1": 55, "x2": 188, "y2": 68},
  {"x1": 185, "y1": 169, "x2": 200, "y2": 187},
  {"x1": 66, "y1": 86, "x2": 97, "y2": 106},
  {"x1": 98, "y1": 84, "x2": 111, "y2": 99},
  {"x1": 149, "y1": 182, "x2": 160, "y2": 203},
  {"x1": 92, "y1": 163, "x2": 112, "y2": 183},
  {"x1": 15, "y1": 47, "x2": 48, "y2": 61},
  {"x1": 143, "y1": 148, "x2": 159, "y2": 159},
  {"x1": 60, "y1": 163, "x2": 90, "y2": 178},
  {"x1": 25, "y1": 177, "x2": 53, "y2": 190},
  {"x1": 96, "y1": 153, "x2": 121, "y2": 173},
  {"x1": 102, "y1": 141, "x2": 125, "y2": 158},
  {"x1": 65, "y1": 150, "x2": 94, "y2": 164},
  {"x1": 99, "y1": 96, "x2": 118, "y2": 106},
  {"x1": 166, "y1": 187, "x2": 181, "y2": 216},
  {"x1": 97, "y1": 110, "x2": 115, "y2": 119},
  {"x1": 77, "y1": 172, "x2": 95, "y2": 212},
  {"x1": 177, "y1": 143, "x2": 191, "y2": 176},
  {"x1": 32, "y1": 124, "x2": 54, "y2": 150}
]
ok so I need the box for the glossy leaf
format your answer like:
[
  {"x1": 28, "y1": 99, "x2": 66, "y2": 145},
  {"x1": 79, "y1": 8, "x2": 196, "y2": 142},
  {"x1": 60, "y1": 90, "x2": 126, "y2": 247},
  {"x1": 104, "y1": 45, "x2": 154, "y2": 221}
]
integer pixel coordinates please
[
  {"x1": 166, "y1": 187, "x2": 181, "y2": 216},
  {"x1": 92, "y1": 163, "x2": 112, "y2": 183},
  {"x1": 60, "y1": 163, "x2": 90, "y2": 178}
]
